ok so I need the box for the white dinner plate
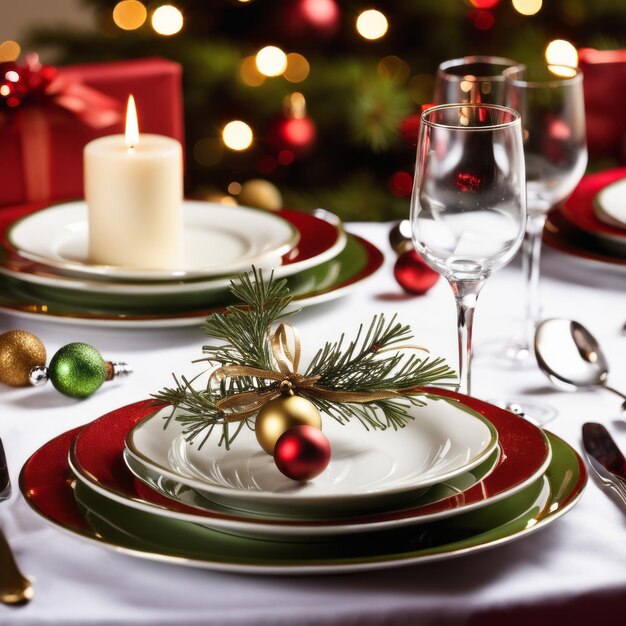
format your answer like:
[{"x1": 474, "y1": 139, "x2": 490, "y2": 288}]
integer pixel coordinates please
[
  {"x1": 594, "y1": 178, "x2": 626, "y2": 232},
  {"x1": 7, "y1": 201, "x2": 300, "y2": 280},
  {"x1": 125, "y1": 397, "x2": 499, "y2": 517}
]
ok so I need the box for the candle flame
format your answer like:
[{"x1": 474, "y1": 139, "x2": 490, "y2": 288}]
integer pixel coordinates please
[{"x1": 125, "y1": 95, "x2": 139, "y2": 149}]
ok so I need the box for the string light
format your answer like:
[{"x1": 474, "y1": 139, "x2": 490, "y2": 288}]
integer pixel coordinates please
[
  {"x1": 512, "y1": 0, "x2": 542, "y2": 16},
  {"x1": 151, "y1": 5, "x2": 183, "y2": 36},
  {"x1": 240, "y1": 56, "x2": 266, "y2": 87},
  {"x1": 222, "y1": 121, "x2": 254, "y2": 151},
  {"x1": 356, "y1": 9, "x2": 388, "y2": 40},
  {"x1": 112, "y1": 1, "x2": 147, "y2": 30},
  {"x1": 256, "y1": 46, "x2": 288, "y2": 77},
  {"x1": 545, "y1": 39, "x2": 578, "y2": 68},
  {"x1": 0, "y1": 40, "x2": 20, "y2": 62},
  {"x1": 284, "y1": 53, "x2": 310, "y2": 83}
]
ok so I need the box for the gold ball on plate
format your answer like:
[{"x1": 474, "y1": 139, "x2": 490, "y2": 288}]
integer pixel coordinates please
[
  {"x1": 0, "y1": 330, "x2": 47, "y2": 387},
  {"x1": 238, "y1": 179, "x2": 283, "y2": 211},
  {"x1": 255, "y1": 393, "x2": 322, "y2": 455}
]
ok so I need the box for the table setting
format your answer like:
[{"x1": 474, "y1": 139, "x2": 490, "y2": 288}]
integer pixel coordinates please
[{"x1": 2, "y1": 17, "x2": 626, "y2": 626}]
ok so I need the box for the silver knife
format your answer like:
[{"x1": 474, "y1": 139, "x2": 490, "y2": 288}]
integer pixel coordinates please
[
  {"x1": 0, "y1": 438, "x2": 9, "y2": 502},
  {"x1": 582, "y1": 422, "x2": 626, "y2": 506}
]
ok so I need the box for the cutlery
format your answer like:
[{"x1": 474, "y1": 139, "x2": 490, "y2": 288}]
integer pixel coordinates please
[
  {"x1": 582, "y1": 422, "x2": 626, "y2": 507},
  {"x1": 535, "y1": 318, "x2": 626, "y2": 414},
  {"x1": 0, "y1": 438, "x2": 34, "y2": 606}
]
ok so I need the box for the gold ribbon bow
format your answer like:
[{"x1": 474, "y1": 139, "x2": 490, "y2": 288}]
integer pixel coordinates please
[{"x1": 211, "y1": 323, "x2": 427, "y2": 423}]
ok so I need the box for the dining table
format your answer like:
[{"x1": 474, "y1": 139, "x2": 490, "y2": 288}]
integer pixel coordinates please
[{"x1": 1, "y1": 220, "x2": 625, "y2": 625}]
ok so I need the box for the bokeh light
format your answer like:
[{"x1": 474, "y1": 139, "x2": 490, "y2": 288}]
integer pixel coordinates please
[
  {"x1": 512, "y1": 0, "x2": 542, "y2": 16},
  {"x1": 193, "y1": 138, "x2": 223, "y2": 166},
  {"x1": 228, "y1": 182, "x2": 242, "y2": 195},
  {"x1": 151, "y1": 5, "x2": 183, "y2": 36},
  {"x1": 300, "y1": 0, "x2": 339, "y2": 28},
  {"x1": 284, "y1": 53, "x2": 310, "y2": 83},
  {"x1": 545, "y1": 39, "x2": 578, "y2": 68},
  {"x1": 256, "y1": 46, "x2": 288, "y2": 77},
  {"x1": 240, "y1": 56, "x2": 266, "y2": 87},
  {"x1": 222, "y1": 120, "x2": 254, "y2": 151},
  {"x1": 471, "y1": 10, "x2": 495, "y2": 30},
  {"x1": 408, "y1": 74, "x2": 435, "y2": 104},
  {"x1": 356, "y1": 10, "x2": 388, "y2": 40},
  {"x1": 377, "y1": 56, "x2": 410, "y2": 83},
  {"x1": 470, "y1": 0, "x2": 500, "y2": 7},
  {"x1": 0, "y1": 40, "x2": 21, "y2": 62},
  {"x1": 113, "y1": 1, "x2": 147, "y2": 30}
]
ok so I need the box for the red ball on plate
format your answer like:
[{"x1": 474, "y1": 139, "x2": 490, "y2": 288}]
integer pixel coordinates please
[
  {"x1": 274, "y1": 425, "x2": 331, "y2": 482},
  {"x1": 394, "y1": 249, "x2": 440, "y2": 295}
]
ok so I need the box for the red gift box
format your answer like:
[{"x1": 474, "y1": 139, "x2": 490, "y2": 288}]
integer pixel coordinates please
[
  {"x1": 0, "y1": 57, "x2": 184, "y2": 207},
  {"x1": 579, "y1": 48, "x2": 626, "y2": 161}
]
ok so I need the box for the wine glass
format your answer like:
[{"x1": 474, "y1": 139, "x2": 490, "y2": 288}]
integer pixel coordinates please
[
  {"x1": 435, "y1": 56, "x2": 524, "y2": 105},
  {"x1": 410, "y1": 104, "x2": 526, "y2": 395},
  {"x1": 503, "y1": 65, "x2": 587, "y2": 363}
]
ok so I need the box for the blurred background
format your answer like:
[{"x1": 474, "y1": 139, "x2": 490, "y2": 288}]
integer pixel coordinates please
[{"x1": 1, "y1": 0, "x2": 625, "y2": 220}]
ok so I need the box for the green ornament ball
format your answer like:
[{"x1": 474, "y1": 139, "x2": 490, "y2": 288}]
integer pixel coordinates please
[{"x1": 48, "y1": 342, "x2": 106, "y2": 399}]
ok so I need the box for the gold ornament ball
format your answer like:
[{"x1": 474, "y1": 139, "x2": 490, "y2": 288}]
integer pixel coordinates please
[
  {"x1": 238, "y1": 179, "x2": 283, "y2": 212},
  {"x1": 0, "y1": 330, "x2": 47, "y2": 387},
  {"x1": 255, "y1": 394, "x2": 322, "y2": 455}
]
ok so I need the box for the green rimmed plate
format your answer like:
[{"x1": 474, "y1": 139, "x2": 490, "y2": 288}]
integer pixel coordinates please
[
  {"x1": 20, "y1": 425, "x2": 586, "y2": 575},
  {"x1": 0, "y1": 234, "x2": 382, "y2": 327}
]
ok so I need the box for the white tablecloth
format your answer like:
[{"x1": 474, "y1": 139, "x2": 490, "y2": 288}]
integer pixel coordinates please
[{"x1": 1, "y1": 222, "x2": 626, "y2": 625}]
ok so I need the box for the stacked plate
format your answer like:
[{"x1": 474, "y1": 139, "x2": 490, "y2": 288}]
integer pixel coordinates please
[
  {"x1": 544, "y1": 167, "x2": 626, "y2": 274},
  {"x1": 0, "y1": 200, "x2": 384, "y2": 327},
  {"x1": 20, "y1": 389, "x2": 587, "y2": 575}
]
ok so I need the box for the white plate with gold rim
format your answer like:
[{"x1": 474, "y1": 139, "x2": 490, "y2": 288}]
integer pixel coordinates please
[
  {"x1": 125, "y1": 397, "x2": 499, "y2": 517},
  {"x1": 7, "y1": 201, "x2": 300, "y2": 281}
]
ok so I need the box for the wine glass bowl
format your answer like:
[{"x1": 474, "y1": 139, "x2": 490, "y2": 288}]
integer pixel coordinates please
[
  {"x1": 435, "y1": 55, "x2": 524, "y2": 105},
  {"x1": 504, "y1": 65, "x2": 587, "y2": 217},
  {"x1": 410, "y1": 104, "x2": 527, "y2": 395},
  {"x1": 501, "y1": 64, "x2": 587, "y2": 368}
]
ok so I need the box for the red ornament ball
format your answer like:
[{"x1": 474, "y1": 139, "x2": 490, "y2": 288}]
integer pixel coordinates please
[
  {"x1": 394, "y1": 250, "x2": 440, "y2": 295},
  {"x1": 399, "y1": 113, "x2": 422, "y2": 146},
  {"x1": 274, "y1": 116, "x2": 317, "y2": 156},
  {"x1": 274, "y1": 425, "x2": 331, "y2": 482}
]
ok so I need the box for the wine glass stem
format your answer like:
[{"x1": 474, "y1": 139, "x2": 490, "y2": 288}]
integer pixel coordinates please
[
  {"x1": 522, "y1": 213, "x2": 548, "y2": 355},
  {"x1": 450, "y1": 279, "x2": 484, "y2": 396}
]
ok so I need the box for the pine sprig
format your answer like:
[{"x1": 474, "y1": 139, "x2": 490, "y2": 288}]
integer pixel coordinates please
[
  {"x1": 200, "y1": 268, "x2": 294, "y2": 370},
  {"x1": 153, "y1": 270, "x2": 457, "y2": 448}
]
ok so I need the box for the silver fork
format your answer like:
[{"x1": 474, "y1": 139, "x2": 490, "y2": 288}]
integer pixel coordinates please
[
  {"x1": 0, "y1": 438, "x2": 33, "y2": 606},
  {"x1": 584, "y1": 451, "x2": 626, "y2": 508}
]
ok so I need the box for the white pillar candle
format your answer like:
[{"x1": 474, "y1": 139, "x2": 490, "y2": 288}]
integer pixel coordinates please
[{"x1": 84, "y1": 95, "x2": 183, "y2": 269}]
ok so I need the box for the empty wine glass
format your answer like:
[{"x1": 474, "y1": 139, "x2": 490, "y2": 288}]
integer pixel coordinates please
[
  {"x1": 410, "y1": 104, "x2": 527, "y2": 395},
  {"x1": 435, "y1": 55, "x2": 524, "y2": 106},
  {"x1": 503, "y1": 65, "x2": 587, "y2": 363}
]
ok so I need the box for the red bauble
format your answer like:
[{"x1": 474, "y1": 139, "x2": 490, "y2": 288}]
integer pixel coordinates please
[
  {"x1": 399, "y1": 113, "x2": 421, "y2": 146},
  {"x1": 282, "y1": 0, "x2": 340, "y2": 39},
  {"x1": 394, "y1": 250, "x2": 440, "y2": 295},
  {"x1": 274, "y1": 425, "x2": 331, "y2": 482},
  {"x1": 273, "y1": 115, "x2": 316, "y2": 157}
]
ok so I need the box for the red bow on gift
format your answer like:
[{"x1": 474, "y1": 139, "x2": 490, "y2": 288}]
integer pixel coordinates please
[{"x1": 0, "y1": 53, "x2": 122, "y2": 202}]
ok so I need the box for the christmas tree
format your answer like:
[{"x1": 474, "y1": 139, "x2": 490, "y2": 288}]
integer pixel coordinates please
[{"x1": 26, "y1": 0, "x2": 626, "y2": 221}]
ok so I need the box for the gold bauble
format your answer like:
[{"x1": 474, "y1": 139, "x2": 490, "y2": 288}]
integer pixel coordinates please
[
  {"x1": 255, "y1": 393, "x2": 322, "y2": 454},
  {"x1": 238, "y1": 179, "x2": 283, "y2": 212},
  {"x1": 0, "y1": 330, "x2": 47, "y2": 387}
]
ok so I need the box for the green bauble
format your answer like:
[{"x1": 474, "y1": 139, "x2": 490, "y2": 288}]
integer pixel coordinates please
[{"x1": 48, "y1": 342, "x2": 106, "y2": 399}]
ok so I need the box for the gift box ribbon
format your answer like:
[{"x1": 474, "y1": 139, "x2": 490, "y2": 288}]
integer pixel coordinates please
[{"x1": 1, "y1": 54, "x2": 122, "y2": 203}]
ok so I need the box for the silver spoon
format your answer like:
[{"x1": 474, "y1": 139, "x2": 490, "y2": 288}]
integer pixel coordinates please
[{"x1": 535, "y1": 318, "x2": 626, "y2": 414}]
